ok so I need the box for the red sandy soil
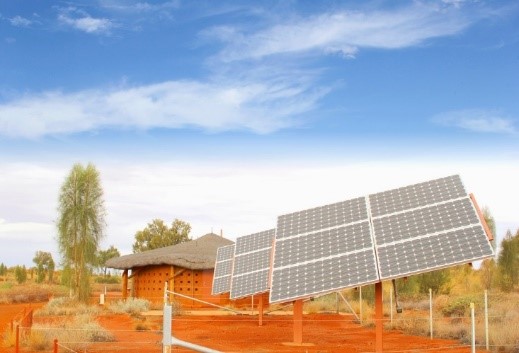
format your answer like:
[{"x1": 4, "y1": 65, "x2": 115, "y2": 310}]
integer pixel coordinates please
[{"x1": 2, "y1": 304, "x2": 489, "y2": 353}]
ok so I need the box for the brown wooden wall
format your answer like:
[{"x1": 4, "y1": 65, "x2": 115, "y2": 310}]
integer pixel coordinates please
[{"x1": 130, "y1": 265, "x2": 264, "y2": 309}]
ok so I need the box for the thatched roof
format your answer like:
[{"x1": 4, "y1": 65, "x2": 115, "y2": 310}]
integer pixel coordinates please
[{"x1": 106, "y1": 233, "x2": 233, "y2": 270}]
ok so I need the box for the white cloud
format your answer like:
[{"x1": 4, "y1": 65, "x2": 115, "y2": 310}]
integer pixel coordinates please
[
  {"x1": 208, "y1": 2, "x2": 478, "y2": 62},
  {"x1": 432, "y1": 109, "x2": 517, "y2": 134},
  {"x1": 58, "y1": 8, "x2": 113, "y2": 34},
  {"x1": 10, "y1": 15, "x2": 32, "y2": 27},
  {"x1": 100, "y1": 0, "x2": 180, "y2": 13},
  {"x1": 0, "y1": 77, "x2": 325, "y2": 138}
]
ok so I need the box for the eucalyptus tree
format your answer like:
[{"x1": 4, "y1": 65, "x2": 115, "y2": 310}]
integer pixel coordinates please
[
  {"x1": 57, "y1": 163, "x2": 106, "y2": 302},
  {"x1": 133, "y1": 218, "x2": 191, "y2": 253}
]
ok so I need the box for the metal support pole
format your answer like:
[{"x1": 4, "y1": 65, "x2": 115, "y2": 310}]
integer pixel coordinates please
[
  {"x1": 337, "y1": 291, "x2": 360, "y2": 322},
  {"x1": 293, "y1": 299, "x2": 303, "y2": 344},
  {"x1": 336, "y1": 292, "x2": 339, "y2": 313},
  {"x1": 171, "y1": 336, "x2": 222, "y2": 353},
  {"x1": 429, "y1": 288, "x2": 433, "y2": 340},
  {"x1": 359, "y1": 286, "x2": 363, "y2": 325},
  {"x1": 163, "y1": 304, "x2": 172, "y2": 353},
  {"x1": 389, "y1": 286, "x2": 393, "y2": 325},
  {"x1": 471, "y1": 303, "x2": 476, "y2": 353},
  {"x1": 53, "y1": 339, "x2": 58, "y2": 353},
  {"x1": 375, "y1": 282, "x2": 383, "y2": 353},
  {"x1": 485, "y1": 290, "x2": 489, "y2": 350},
  {"x1": 258, "y1": 295, "x2": 264, "y2": 326}
]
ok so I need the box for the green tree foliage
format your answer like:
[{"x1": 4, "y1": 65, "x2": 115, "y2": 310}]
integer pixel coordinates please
[
  {"x1": 479, "y1": 259, "x2": 497, "y2": 290},
  {"x1": 133, "y1": 219, "x2": 191, "y2": 253},
  {"x1": 482, "y1": 206, "x2": 497, "y2": 250},
  {"x1": 0, "y1": 263, "x2": 7, "y2": 276},
  {"x1": 14, "y1": 265, "x2": 27, "y2": 284},
  {"x1": 33, "y1": 251, "x2": 55, "y2": 283},
  {"x1": 96, "y1": 245, "x2": 121, "y2": 276},
  {"x1": 497, "y1": 229, "x2": 519, "y2": 292},
  {"x1": 417, "y1": 269, "x2": 450, "y2": 295},
  {"x1": 57, "y1": 163, "x2": 106, "y2": 302}
]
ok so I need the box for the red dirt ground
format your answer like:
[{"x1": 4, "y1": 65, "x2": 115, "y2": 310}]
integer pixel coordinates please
[{"x1": 2, "y1": 304, "x2": 489, "y2": 353}]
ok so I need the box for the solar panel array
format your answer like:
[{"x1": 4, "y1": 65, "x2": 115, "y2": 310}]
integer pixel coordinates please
[
  {"x1": 230, "y1": 229, "x2": 275, "y2": 299},
  {"x1": 211, "y1": 175, "x2": 494, "y2": 305},
  {"x1": 270, "y1": 198, "x2": 380, "y2": 303},
  {"x1": 269, "y1": 175, "x2": 494, "y2": 303},
  {"x1": 211, "y1": 244, "x2": 235, "y2": 295},
  {"x1": 370, "y1": 175, "x2": 494, "y2": 280}
]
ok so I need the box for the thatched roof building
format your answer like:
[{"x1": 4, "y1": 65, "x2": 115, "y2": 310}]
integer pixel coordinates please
[
  {"x1": 106, "y1": 233, "x2": 235, "y2": 306},
  {"x1": 106, "y1": 233, "x2": 233, "y2": 270}
]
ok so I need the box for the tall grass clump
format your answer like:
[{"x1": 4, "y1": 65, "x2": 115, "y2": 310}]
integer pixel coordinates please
[
  {"x1": 35, "y1": 297, "x2": 100, "y2": 317},
  {"x1": 109, "y1": 298, "x2": 150, "y2": 315},
  {"x1": 29, "y1": 314, "x2": 114, "y2": 351}
]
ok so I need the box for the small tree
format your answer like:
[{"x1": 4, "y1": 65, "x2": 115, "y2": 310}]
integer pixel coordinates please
[
  {"x1": 497, "y1": 229, "x2": 519, "y2": 292},
  {"x1": 33, "y1": 251, "x2": 55, "y2": 283},
  {"x1": 14, "y1": 265, "x2": 27, "y2": 284},
  {"x1": 57, "y1": 163, "x2": 106, "y2": 302},
  {"x1": 0, "y1": 263, "x2": 7, "y2": 276},
  {"x1": 479, "y1": 258, "x2": 497, "y2": 290},
  {"x1": 133, "y1": 219, "x2": 191, "y2": 253},
  {"x1": 96, "y1": 245, "x2": 121, "y2": 276}
]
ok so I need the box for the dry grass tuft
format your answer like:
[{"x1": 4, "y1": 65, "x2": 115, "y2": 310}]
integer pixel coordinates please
[
  {"x1": 109, "y1": 298, "x2": 150, "y2": 316},
  {"x1": 35, "y1": 297, "x2": 101, "y2": 317},
  {"x1": 29, "y1": 314, "x2": 115, "y2": 351}
]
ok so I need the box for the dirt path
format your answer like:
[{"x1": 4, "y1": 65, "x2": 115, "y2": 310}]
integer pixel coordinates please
[{"x1": 95, "y1": 312, "x2": 487, "y2": 353}]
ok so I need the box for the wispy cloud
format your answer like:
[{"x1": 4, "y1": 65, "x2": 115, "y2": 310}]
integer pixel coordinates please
[
  {"x1": 432, "y1": 109, "x2": 517, "y2": 134},
  {"x1": 9, "y1": 15, "x2": 32, "y2": 27},
  {"x1": 99, "y1": 0, "x2": 180, "y2": 13},
  {"x1": 58, "y1": 8, "x2": 114, "y2": 34},
  {"x1": 206, "y1": 2, "x2": 484, "y2": 62},
  {"x1": 0, "y1": 77, "x2": 326, "y2": 138}
]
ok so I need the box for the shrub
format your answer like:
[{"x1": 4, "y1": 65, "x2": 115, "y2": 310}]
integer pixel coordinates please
[
  {"x1": 36, "y1": 297, "x2": 100, "y2": 317},
  {"x1": 441, "y1": 296, "x2": 478, "y2": 317},
  {"x1": 109, "y1": 298, "x2": 150, "y2": 315}
]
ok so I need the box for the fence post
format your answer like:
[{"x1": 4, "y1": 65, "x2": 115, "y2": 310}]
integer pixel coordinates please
[
  {"x1": 15, "y1": 325, "x2": 19, "y2": 353},
  {"x1": 484, "y1": 290, "x2": 489, "y2": 350},
  {"x1": 471, "y1": 302, "x2": 476, "y2": 353},
  {"x1": 429, "y1": 288, "x2": 433, "y2": 340},
  {"x1": 54, "y1": 339, "x2": 58, "y2": 353}
]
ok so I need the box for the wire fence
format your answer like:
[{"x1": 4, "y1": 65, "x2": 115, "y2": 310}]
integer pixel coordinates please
[{"x1": 7, "y1": 289, "x2": 519, "y2": 353}]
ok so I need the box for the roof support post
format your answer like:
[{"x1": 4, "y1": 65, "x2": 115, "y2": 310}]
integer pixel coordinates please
[
  {"x1": 122, "y1": 269, "x2": 128, "y2": 299},
  {"x1": 375, "y1": 281, "x2": 383, "y2": 352}
]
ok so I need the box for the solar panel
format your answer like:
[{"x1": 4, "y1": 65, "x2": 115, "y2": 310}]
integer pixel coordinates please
[
  {"x1": 370, "y1": 175, "x2": 494, "y2": 280},
  {"x1": 211, "y1": 244, "x2": 235, "y2": 295},
  {"x1": 269, "y1": 198, "x2": 380, "y2": 303},
  {"x1": 230, "y1": 229, "x2": 275, "y2": 299},
  {"x1": 269, "y1": 174, "x2": 494, "y2": 304}
]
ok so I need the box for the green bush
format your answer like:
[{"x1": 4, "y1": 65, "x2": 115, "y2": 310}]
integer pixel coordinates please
[{"x1": 441, "y1": 296, "x2": 478, "y2": 317}]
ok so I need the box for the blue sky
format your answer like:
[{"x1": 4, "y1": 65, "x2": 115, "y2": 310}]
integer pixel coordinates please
[{"x1": 0, "y1": 0, "x2": 518, "y2": 267}]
